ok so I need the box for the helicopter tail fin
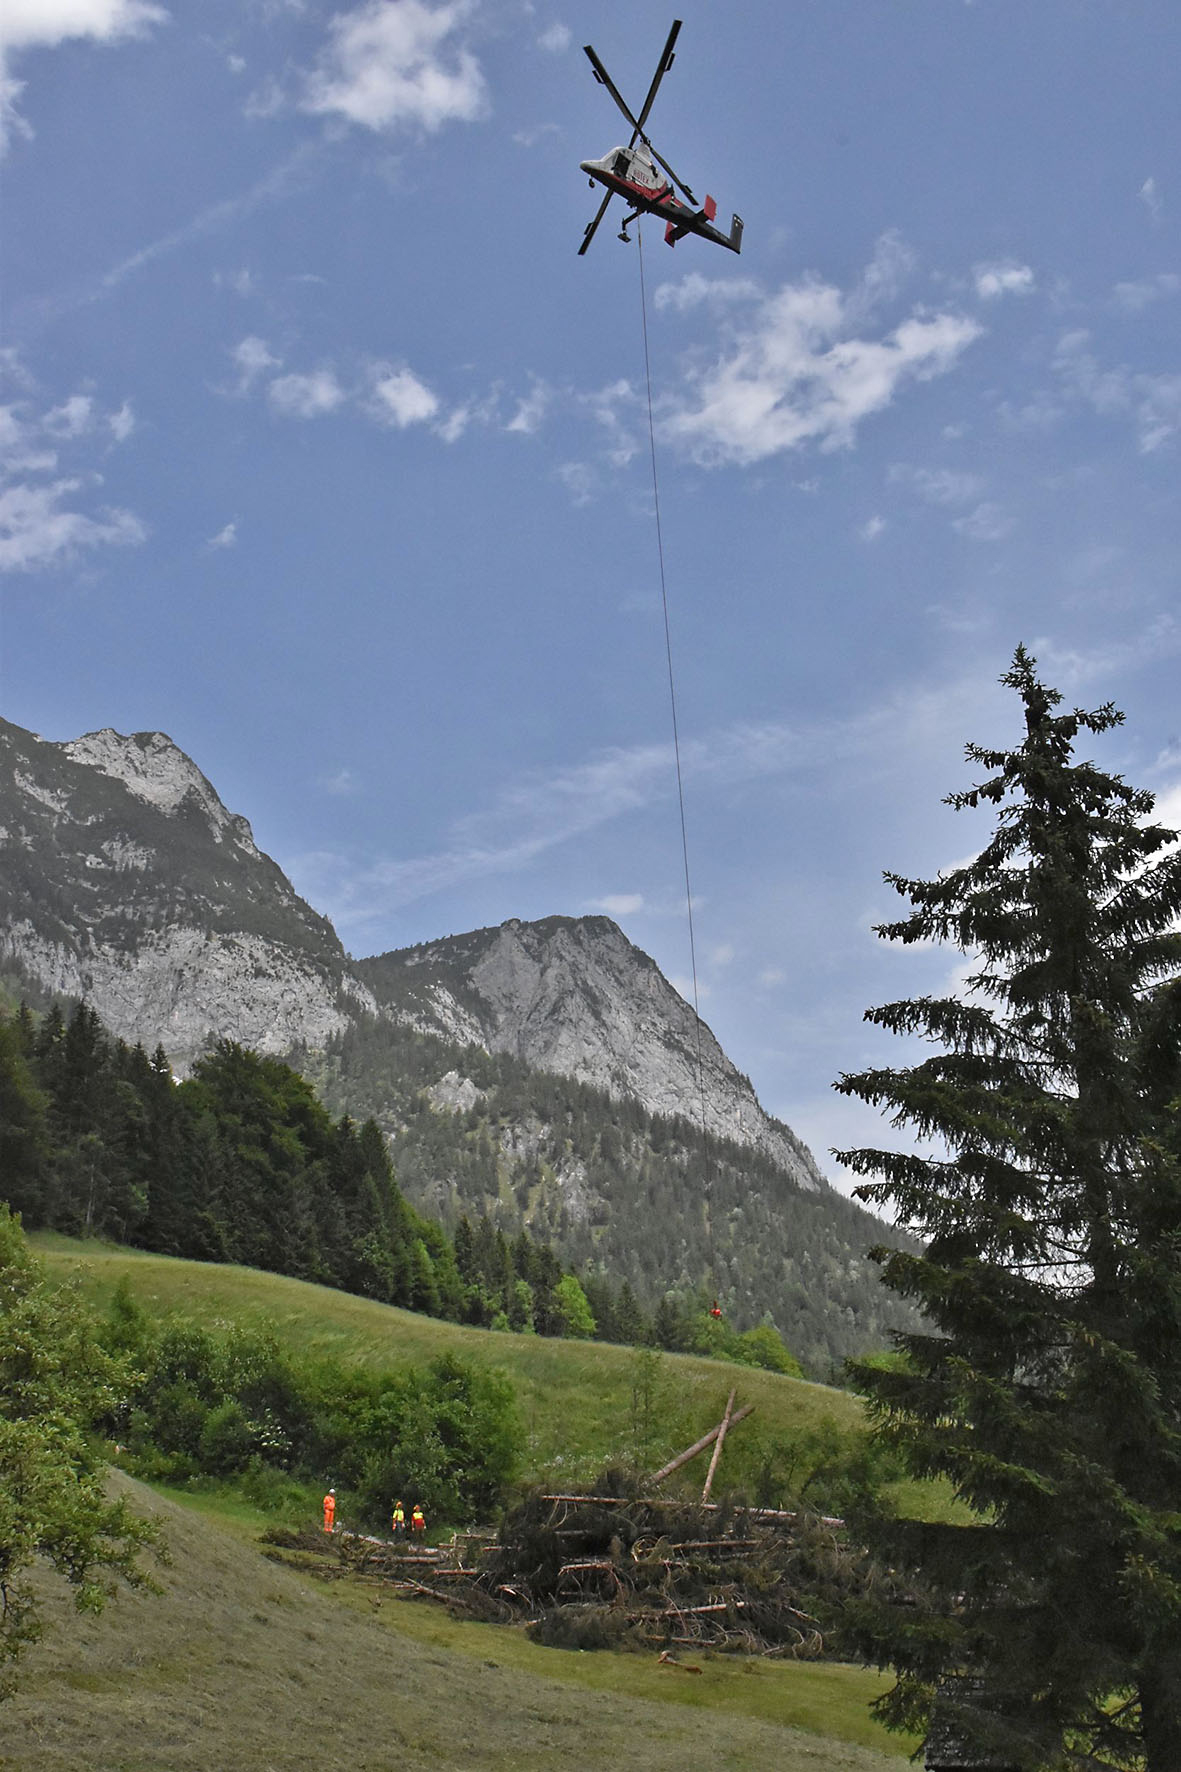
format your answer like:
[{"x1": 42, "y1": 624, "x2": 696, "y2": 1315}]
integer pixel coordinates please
[{"x1": 728, "y1": 213, "x2": 744, "y2": 253}]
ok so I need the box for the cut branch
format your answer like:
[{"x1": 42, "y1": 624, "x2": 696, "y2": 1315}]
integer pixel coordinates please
[{"x1": 649, "y1": 1403, "x2": 755, "y2": 1483}]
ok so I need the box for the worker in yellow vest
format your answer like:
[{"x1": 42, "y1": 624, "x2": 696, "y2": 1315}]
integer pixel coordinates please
[
  {"x1": 323, "y1": 1488, "x2": 336, "y2": 1533},
  {"x1": 391, "y1": 1499, "x2": 405, "y2": 1539},
  {"x1": 410, "y1": 1504, "x2": 426, "y2": 1539}
]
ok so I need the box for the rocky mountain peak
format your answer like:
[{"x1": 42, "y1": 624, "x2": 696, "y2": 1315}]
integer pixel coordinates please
[
  {"x1": 360, "y1": 914, "x2": 825, "y2": 1192},
  {"x1": 63, "y1": 728, "x2": 260, "y2": 856}
]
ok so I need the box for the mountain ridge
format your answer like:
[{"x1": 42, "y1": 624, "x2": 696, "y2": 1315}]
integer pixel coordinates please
[
  {"x1": 0, "y1": 714, "x2": 919, "y2": 1367},
  {"x1": 1, "y1": 714, "x2": 820, "y2": 1189}
]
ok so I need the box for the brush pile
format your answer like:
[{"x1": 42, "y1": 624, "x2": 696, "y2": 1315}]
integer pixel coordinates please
[{"x1": 456, "y1": 1475, "x2": 879, "y2": 1658}]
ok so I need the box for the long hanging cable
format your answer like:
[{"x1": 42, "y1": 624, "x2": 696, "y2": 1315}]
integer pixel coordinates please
[{"x1": 636, "y1": 225, "x2": 716, "y2": 1281}]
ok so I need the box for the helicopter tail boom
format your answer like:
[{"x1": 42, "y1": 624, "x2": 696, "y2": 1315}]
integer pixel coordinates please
[{"x1": 663, "y1": 204, "x2": 743, "y2": 254}]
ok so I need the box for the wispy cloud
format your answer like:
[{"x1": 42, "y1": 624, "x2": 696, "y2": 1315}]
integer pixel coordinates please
[
  {"x1": 109, "y1": 401, "x2": 135, "y2": 441},
  {"x1": 536, "y1": 23, "x2": 570, "y2": 54},
  {"x1": 285, "y1": 670, "x2": 1013, "y2": 929},
  {"x1": 654, "y1": 272, "x2": 763, "y2": 314},
  {"x1": 1140, "y1": 176, "x2": 1162, "y2": 221},
  {"x1": 301, "y1": 0, "x2": 487, "y2": 133},
  {"x1": 268, "y1": 368, "x2": 347, "y2": 418},
  {"x1": 587, "y1": 893, "x2": 645, "y2": 917},
  {"x1": 1112, "y1": 273, "x2": 1181, "y2": 312},
  {"x1": 889, "y1": 463, "x2": 985, "y2": 506},
  {"x1": 231, "y1": 335, "x2": 282, "y2": 392},
  {"x1": 0, "y1": 477, "x2": 145, "y2": 571},
  {"x1": 1029, "y1": 613, "x2": 1181, "y2": 689},
  {"x1": 44, "y1": 395, "x2": 95, "y2": 438},
  {"x1": 952, "y1": 501, "x2": 1013, "y2": 542},
  {"x1": 656, "y1": 249, "x2": 981, "y2": 467},
  {"x1": 21, "y1": 146, "x2": 317, "y2": 335},
  {"x1": 206, "y1": 520, "x2": 238, "y2": 549},
  {"x1": 505, "y1": 378, "x2": 551, "y2": 435},
  {"x1": 1054, "y1": 329, "x2": 1181, "y2": 453},
  {"x1": 0, "y1": 370, "x2": 144, "y2": 572},
  {"x1": 973, "y1": 260, "x2": 1036, "y2": 300}
]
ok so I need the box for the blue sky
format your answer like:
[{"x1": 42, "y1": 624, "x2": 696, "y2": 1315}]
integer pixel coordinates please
[{"x1": 2, "y1": 0, "x2": 1179, "y2": 1186}]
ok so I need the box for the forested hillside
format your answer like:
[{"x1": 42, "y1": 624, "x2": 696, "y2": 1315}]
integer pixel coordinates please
[
  {"x1": 303, "y1": 1014, "x2": 918, "y2": 1375},
  {"x1": 1, "y1": 999, "x2": 811, "y2": 1372}
]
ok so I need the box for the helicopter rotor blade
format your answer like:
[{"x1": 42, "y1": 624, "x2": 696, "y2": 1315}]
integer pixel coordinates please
[
  {"x1": 583, "y1": 34, "x2": 697, "y2": 206},
  {"x1": 583, "y1": 43, "x2": 645, "y2": 145},
  {"x1": 644, "y1": 142, "x2": 696, "y2": 207},
  {"x1": 577, "y1": 188, "x2": 614, "y2": 256},
  {"x1": 635, "y1": 18, "x2": 681, "y2": 134}
]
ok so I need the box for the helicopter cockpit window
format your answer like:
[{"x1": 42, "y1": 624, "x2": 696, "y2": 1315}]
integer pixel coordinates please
[{"x1": 613, "y1": 151, "x2": 631, "y2": 177}]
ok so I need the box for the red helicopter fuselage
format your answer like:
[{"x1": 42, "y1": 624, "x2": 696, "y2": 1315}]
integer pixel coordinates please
[{"x1": 580, "y1": 144, "x2": 742, "y2": 253}]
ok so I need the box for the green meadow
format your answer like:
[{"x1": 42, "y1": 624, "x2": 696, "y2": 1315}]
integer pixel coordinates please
[{"x1": 8, "y1": 1234, "x2": 962, "y2": 1771}]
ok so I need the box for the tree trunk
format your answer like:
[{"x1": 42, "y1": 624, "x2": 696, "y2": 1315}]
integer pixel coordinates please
[{"x1": 1141, "y1": 1656, "x2": 1181, "y2": 1772}]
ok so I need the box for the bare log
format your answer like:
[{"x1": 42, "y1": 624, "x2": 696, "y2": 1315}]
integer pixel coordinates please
[
  {"x1": 630, "y1": 1599, "x2": 747, "y2": 1620},
  {"x1": 702, "y1": 1389, "x2": 737, "y2": 1503},
  {"x1": 649, "y1": 1403, "x2": 756, "y2": 1483}
]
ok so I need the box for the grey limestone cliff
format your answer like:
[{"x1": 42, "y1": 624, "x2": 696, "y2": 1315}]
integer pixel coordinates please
[
  {"x1": 0, "y1": 718, "x2": 371, "y2": 1067},
  {"x1": 0, "y1": 715, "x2": 824, "y2": 1190},
  {"x1": 359, "y1": 917, "x2": 824, "y2": 1190}
]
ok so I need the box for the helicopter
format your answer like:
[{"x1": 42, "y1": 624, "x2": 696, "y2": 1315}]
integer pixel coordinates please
[{"x1": 578, "y1": 19, "x2": 744, "y2": 257}]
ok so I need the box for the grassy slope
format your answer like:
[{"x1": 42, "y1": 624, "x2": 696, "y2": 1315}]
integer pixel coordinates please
[
  {"x1": 4, "y1": 1476, "x2": 913, "y2": 1772},
  {"x1": 34, "y1": 1234, "x2": 867, "y2": 1490}
]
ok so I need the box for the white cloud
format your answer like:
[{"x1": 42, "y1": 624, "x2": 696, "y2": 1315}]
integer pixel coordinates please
[
  {"x1": 1054, "y1": 329, "x2": 1181, "y2": 453},
  {"x1": 323, "y1": 768, "x2": 360, "y2": 796},
  {"x1": 589, "y1": 893, "x2": 645, "y2": 916},
  {"x1": 0, "y1": 0, "x2": 167, "y2": 151},
  {"x1": 268, "y1": 368, "x2": 346, "y2": 418},
  {"x1": 658, "y1": 265, "x2": 982, "y2": 466},
  {"x1": 654, "y1": 272, "x2": 762, "y2": 313},
  {"x1": 0, "y1": 477, "x2": 145, "y2": 572},
  {"x1": 435, "y1": 403, "x2": 472, "y2": 443},
  {"x1": 851, "y1": 229, "x2": 917, "y2": 314},
  {"x1": 536, "y1": 23, "x2": 570, "y2": 53},
  {"x1": 973, "y1": 260, "x2": 1036, "y2": 300},
  {"x1": 860, "y1": 514, "x2": 886, "y2": 541},
  {"x1": 505, "y1": 379, "x2": 550, "y2": 435},
  {"x1": 368, "y1": 365, "x2": 439, "y2": 427},
  {"x1": 214, "y1": 267, "x2": 255, "y2": 296},
  {"x1": 512, "y1": 121, "x2": 561, "y2": 148},
  {"x1": 758, "y1": 968, "x2": 785, "y2": 988},
  {"x1": 0, "y1": 378, "x2": 145, "y2": 572},
  {"x1": 1140, "y1": 176, "x2": 1162, "y2": 220},
  {"x1": 952, "y1": 501, "x2": 1013, "y2": 542},
  {"x1": 206, "y1": 520, "x2": 237, "y2": 549},
  {"x1": 1112, "y1": 273, "x2": 1181, "y2": 312},
  {"x1": 232, "y1": 335, "x2": 281, "y2": 391},
  {"x1": 583, "y1": 378, "x2": 641, "y2": 467},
  {"x1": 1029, "y1": 613, "x2": 1181, "y2": 690},
  {"x1": 890, "y1": 463, "x2": 986, "y2": 506},
  {"x1": 302, "y1": 0, "x2": 487, "y2": 133},
  {"x1": 109, "y1": 400, "x2": 135, "y2": 441},
  {"x1": 557, "y1": 460, "x2": 596, "y2": 505},
  {"x1": 44, "y1": 395, "x2": 94, "y2": 437}
]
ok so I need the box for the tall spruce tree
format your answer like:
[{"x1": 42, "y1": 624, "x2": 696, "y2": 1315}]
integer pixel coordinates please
[{"x1": 836, "y1": 649, "x2": 1181, "y2": 1771}]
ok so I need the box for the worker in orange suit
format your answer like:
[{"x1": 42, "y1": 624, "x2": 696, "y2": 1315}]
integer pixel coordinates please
[
  {"x1": 410, "y1": 1504, "x2": 426, "y2": 1539},
  {"x1": 323, "y1": 1488, "x2": 336, "y2": 1533}
]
